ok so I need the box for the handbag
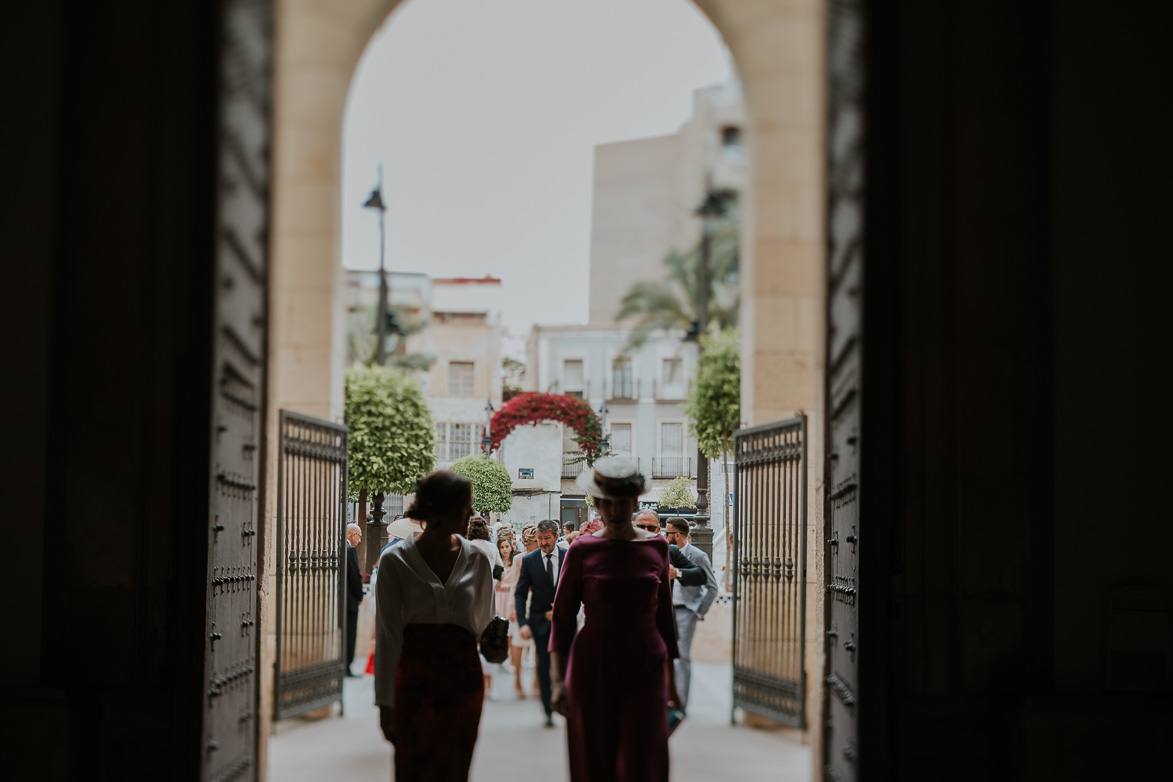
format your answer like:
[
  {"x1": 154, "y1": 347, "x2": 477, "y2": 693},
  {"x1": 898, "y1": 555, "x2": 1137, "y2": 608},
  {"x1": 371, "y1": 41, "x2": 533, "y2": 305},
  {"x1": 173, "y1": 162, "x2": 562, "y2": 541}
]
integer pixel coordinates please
[
  {"x1": 492, "y1": 563, "x2": 504, "y2": 581},
  {"x1": 479, "y1": 615, "x2": 509, "y2": 664}
]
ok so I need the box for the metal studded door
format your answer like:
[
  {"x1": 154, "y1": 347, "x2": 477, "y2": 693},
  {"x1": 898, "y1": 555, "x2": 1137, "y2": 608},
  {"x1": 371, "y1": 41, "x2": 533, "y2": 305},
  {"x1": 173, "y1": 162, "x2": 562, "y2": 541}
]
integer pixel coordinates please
[
  {"x1": 824, "y1": 0, "x2": 865, "y2": 779},
  {"x1": 731, "y1": 416, "x2": 808, "y2": 727},
  {"x1": 204, "y1": 0, "x2": 272, "y2": 779}
]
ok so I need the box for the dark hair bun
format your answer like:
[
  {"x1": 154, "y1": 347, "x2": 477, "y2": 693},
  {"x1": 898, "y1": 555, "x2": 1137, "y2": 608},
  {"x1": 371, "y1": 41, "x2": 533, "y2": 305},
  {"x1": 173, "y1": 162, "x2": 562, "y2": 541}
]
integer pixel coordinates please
[
  {"x1": 467, "y1": 516, "x2": 491, "y2": 541},
  {"x1": 405, "y1": 470, "x2": 471, "y2": 525}
]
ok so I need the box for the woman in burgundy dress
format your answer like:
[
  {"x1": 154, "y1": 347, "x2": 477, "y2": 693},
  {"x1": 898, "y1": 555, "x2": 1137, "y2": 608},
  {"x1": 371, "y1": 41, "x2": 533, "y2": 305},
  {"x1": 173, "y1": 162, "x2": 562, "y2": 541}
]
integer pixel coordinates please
[{"x1": 549, "y1": 457, "x2": 683, "y2": 782}]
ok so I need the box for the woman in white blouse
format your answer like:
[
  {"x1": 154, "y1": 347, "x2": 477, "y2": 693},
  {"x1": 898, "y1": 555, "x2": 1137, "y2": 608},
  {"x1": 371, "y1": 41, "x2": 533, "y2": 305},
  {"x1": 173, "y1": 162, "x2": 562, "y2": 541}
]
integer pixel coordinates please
[{"x1": 375, "y1": 471, "x2": 495, "y2": 781}]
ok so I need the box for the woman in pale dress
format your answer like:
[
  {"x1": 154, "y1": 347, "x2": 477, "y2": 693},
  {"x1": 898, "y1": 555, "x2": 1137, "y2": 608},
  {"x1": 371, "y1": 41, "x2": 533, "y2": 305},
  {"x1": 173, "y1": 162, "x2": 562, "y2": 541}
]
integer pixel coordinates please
[
  {"x1": 510, "y1": 524, "x2": 541, "y2": 697},
  {"x1": 494, "y1": 533, "x2": 523, "y2": 697},
  {"x1": 466, "y1": 516, "x2": 504, "y2": 697},
  {"x1": 375, "y1": 471, "x2": 495, "y2": 781}
]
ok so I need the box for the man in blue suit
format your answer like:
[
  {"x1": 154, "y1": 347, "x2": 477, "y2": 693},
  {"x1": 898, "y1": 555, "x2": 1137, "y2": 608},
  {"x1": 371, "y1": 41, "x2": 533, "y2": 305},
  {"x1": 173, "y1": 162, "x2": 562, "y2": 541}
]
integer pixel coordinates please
[
  {"x1": 514, "y1": 519, "x2": 566, "y2": 727},
  {"x1": 665, "y1": 517, "x2": 719, "y2": 711}
]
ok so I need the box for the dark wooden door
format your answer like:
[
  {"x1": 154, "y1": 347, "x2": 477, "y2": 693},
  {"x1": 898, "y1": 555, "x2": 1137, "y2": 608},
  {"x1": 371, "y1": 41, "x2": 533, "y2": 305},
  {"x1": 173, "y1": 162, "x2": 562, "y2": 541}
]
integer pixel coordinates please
[
  {"x1": 202, "y1": 0, "x2": 272, "y2": 778},
  {"x1": 824, "y1": 0, "x2": 865, "y2": 778}
]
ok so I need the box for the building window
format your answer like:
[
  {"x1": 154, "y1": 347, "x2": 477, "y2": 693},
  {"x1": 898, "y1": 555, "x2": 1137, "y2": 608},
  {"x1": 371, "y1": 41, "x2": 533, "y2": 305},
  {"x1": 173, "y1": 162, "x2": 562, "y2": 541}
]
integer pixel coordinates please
[
  {"x1": 721, "y1": 125, "x2": 743, "y2": 149},
  {"x1": 662, "y1": 358, "x2": 682, "y2": 385},
  {"x1": 611, "y1": 359, "x2": 634, "y2": 399},
  {"x1": 450, "y1": 423, "x2": 474, "y2": 459},
  {"x1": 610, "y1": 423, "x2": 633, "y2": 457},
  {"x1": 562, "y1": 424, "x2": 585, "y2": 478},
  {"x1": 562, "y1": 424, "x2": 579, "y2": 456},
  {"x1": 435, "y1": 422, "x2": 448, "y2": 460},
  {"x1": 661, "y1": 422, "x2": 683, "y2": 456},
  {"x1": 656, "y1": 422, "x2": 687, "y2": 478},
  {"x1": 659, "y1": 357, "x2": 686, "y2": 398},
  {"x1": 448, "y1": 361, "x2": 475, "y2": 397},
  {"x1": 562, "y1": 359, "x2": 584, "y2": 398}
]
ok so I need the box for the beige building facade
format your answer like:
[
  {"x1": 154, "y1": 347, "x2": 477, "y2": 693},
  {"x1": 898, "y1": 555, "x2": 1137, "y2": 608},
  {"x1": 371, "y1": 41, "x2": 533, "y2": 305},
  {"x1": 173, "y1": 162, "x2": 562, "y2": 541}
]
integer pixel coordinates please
[
  {"x1": 343, "y1": 269, "x2": 505, "y2": 473},
  {"x1": 588, "y1": 80, "x2": 748, "y2": 324}
]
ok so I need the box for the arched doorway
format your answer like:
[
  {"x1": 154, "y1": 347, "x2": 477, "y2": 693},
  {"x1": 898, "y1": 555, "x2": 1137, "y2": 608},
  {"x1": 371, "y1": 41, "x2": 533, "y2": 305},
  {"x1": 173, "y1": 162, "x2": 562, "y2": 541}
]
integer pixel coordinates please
[{"x1": 261, "y1": 0, "x2": 825, "y2": 777}]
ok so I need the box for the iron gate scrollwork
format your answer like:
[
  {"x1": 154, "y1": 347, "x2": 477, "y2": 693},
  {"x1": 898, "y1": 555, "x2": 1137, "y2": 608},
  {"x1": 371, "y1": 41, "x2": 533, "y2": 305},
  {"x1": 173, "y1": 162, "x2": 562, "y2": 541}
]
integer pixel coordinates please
[
  {"x1": 731, "y1": 415, "x2": 808, "y2": 727},
  {"x1": 274, "y1": 411, "x2": 349, "y2": 719},
  {"x1": 203, "y1": 0, "x2": 271, "y2": 779}
]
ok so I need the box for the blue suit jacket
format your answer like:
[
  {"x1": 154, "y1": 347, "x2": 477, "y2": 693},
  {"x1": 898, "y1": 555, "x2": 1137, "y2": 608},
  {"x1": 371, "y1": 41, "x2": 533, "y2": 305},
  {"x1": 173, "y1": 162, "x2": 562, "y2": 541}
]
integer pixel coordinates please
[{"x1": 514, "y1": 547, "x2": 565, "y2": 638}]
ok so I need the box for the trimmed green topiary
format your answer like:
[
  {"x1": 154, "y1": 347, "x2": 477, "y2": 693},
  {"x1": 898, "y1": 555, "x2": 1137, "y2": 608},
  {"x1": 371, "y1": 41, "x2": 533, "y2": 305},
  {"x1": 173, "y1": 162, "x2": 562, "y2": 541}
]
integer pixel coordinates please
[
  {"x1": 451, "y1": 455, "x2": 513, "y2": 514},
  {"x1": 684, "y1": 327, "x2": 741, "y2": 463},
  {"x1": 344, "y1": 365, "x2": 435, "y2": 500},
  {"x1": 658, "y1": 476, "x2": 695, "y2": 510}
]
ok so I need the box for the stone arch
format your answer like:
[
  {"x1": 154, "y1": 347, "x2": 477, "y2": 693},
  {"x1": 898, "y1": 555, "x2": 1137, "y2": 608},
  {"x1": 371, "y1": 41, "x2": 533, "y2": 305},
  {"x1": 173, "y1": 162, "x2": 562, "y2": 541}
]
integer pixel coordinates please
[
  {"x1": 265, "y1": 0, "x2": 826, "y2": 776},
  {"x1": 269, "y1": 0, "x2": 823, "y2": 427}
]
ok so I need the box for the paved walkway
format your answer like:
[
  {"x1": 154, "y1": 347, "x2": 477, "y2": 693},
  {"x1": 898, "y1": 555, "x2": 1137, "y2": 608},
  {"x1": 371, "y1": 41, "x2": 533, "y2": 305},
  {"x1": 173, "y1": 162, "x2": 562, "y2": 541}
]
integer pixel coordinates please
[{"x1": 270, "y1": 661, "x2": 810, "y2": 781}]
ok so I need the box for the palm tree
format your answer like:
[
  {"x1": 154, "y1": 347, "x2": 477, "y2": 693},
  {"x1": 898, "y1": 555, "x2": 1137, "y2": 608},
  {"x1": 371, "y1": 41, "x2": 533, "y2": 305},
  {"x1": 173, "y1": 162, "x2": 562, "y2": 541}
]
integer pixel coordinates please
[
  {"x1": 346, "y1": 302, "x2": 435, "y2": 372},
  {"x1": 614, "y1": 203, "x2": 739, "y2": 355}
]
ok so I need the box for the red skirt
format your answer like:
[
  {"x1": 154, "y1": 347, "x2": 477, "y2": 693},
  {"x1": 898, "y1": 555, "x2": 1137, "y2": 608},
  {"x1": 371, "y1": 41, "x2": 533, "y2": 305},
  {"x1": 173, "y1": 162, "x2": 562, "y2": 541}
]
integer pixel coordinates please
[{"x1": 393, "y1": 624, "x2": 484, "y2": 781}]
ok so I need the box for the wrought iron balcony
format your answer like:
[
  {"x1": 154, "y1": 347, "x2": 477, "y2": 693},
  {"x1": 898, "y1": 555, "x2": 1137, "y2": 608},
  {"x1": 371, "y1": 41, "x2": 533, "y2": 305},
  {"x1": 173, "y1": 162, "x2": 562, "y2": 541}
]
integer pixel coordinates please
[
  {"x1": 549, "y1": 379, "x2": 589, "y2": 400},
  {"x1": 653, "y1": 379, "x2": 692, "y2": 401},
  {"x1": 562, "y1": 458, "x2": 586, "y2": 479},
  {"x1": 651, "y1": 456, "x2": 694, "y2": 479}
]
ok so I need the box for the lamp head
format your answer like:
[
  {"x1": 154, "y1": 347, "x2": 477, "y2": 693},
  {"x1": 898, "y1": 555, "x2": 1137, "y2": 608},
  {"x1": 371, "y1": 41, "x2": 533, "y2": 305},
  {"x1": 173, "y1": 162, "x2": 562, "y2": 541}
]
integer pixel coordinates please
[
  {"x1": 695, "y1": 190, "x2": 726, "y2": 221},
  {"x1": 363, "y1": 187, "x2": 386, "y2": 211}
]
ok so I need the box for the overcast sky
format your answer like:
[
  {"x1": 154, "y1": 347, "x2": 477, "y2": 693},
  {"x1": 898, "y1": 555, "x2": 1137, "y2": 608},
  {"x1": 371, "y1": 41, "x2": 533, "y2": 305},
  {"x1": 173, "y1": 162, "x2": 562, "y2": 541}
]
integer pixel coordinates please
[{"x1": 342, "y1": 0, "x2": 733, "y2": 358}]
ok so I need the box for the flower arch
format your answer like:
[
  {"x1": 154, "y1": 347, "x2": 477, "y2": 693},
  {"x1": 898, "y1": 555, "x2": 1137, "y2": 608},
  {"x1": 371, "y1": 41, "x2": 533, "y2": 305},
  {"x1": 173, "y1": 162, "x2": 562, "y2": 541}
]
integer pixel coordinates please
[{"x1": 487, "y1": 392, "x2": 602, "y2": 465}]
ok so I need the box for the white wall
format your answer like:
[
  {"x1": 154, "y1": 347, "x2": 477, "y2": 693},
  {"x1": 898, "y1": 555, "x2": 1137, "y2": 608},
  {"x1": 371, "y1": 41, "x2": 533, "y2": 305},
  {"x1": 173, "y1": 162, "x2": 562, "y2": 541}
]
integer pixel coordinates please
[{"x1": 498, "y1": 422, "x2": 562, "y2": 528}]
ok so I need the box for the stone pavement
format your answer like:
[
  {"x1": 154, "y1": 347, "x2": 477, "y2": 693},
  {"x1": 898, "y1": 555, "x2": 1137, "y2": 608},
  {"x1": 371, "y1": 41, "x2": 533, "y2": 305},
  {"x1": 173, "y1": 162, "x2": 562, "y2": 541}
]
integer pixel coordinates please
[{"x1": 269, "y1": 661, "x2": 810, "y2": 781}]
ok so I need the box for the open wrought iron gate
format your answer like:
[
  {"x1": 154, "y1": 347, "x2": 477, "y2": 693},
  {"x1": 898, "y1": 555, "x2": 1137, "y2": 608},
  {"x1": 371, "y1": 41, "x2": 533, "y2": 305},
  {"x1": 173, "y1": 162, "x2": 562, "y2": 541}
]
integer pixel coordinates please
[
  {"x1": 274, "y1": 411, "x2": 349, "y2": 719},
  {"x1": 731, "y1": 415, "x2": 808, "y2": 726},
  {"x1": 202, "y1": 1, "x2": 272, "y2": 779}
]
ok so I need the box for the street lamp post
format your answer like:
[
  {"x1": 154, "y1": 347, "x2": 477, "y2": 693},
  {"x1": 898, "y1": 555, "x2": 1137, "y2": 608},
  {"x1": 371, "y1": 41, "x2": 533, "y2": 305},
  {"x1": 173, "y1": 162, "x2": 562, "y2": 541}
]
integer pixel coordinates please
[
  {"x1": 364, "y1": 165, "x2": 389, "y2": 366},
  {"x1": 363, "y1": 166, "x2": 391, "y2": 573},
  {"x1": 688, "y1": 189, "x2": 726, "y2": 561},
  {"x1": 481, "y1": 398, "x2": 495, "y2": 523},
  {"x1": 597, "y1": 401, "x2": 610, "y2": 458},
  {"x1": 482, "y1": 398, "x2": 494, "y2": 456}
]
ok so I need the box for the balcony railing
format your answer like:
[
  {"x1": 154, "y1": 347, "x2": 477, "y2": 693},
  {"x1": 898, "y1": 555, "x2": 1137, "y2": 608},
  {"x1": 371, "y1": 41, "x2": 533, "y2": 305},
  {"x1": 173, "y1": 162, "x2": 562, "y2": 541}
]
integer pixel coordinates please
[
  {"x1": 608, "y1": 378, "x2": 638, "y2": 401},
  {"x1": 653, "y1": 379, "x2": 692, "y2": 401},
  {"x1": 564, "y1": 456, "x2": 695, "y2": 481},
  {"x1": 549, "y1": 379, "x2": 589, "y2": 399},
  {"x1": 562, "y1": 458, "x2": 586, "y2": 479},
  {"x1": 651, "y1": 456, "x2": 694, "y2": 479},
  {"x1": 608, "y1": 455, "x2": 639, "y2": 472}
]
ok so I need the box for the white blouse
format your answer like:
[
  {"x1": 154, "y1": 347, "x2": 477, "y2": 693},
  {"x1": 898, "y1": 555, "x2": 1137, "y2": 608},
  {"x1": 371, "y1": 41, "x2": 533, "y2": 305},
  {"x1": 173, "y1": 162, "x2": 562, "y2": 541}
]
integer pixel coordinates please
[
  {"x1": 374, "y1": 535, "x2": 495, "y2": 708},
  {"x1": 469, "y1": 537, "x2": 504, "y2": 571}
]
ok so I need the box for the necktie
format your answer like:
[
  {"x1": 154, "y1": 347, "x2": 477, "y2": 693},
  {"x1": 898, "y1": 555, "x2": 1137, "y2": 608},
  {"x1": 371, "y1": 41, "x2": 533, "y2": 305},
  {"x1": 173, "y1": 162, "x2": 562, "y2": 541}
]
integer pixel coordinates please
[{"x1": 546, "y1": 553, "x2": 554, "y2": 586}]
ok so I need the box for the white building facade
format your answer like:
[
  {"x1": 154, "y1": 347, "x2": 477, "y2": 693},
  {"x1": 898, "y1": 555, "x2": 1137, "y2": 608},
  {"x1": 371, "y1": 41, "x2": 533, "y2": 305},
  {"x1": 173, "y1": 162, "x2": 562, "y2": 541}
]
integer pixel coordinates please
[{"x1": 525, "y1": 324, "x2": 732, "y2": 534}]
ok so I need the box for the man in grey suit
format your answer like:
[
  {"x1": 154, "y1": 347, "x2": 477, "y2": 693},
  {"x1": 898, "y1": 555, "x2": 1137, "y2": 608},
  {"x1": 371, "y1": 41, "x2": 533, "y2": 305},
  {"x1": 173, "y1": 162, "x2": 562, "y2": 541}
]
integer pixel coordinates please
[{"x1": 665, "y1": 517, "x2": 719, "y2": 711}]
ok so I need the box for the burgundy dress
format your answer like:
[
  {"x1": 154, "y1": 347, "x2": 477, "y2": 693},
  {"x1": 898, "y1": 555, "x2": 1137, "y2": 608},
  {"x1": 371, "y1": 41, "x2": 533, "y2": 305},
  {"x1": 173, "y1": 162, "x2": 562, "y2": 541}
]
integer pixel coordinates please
[{"x1": 549, "y1": 534, "x2": 680, "y2": 782}]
